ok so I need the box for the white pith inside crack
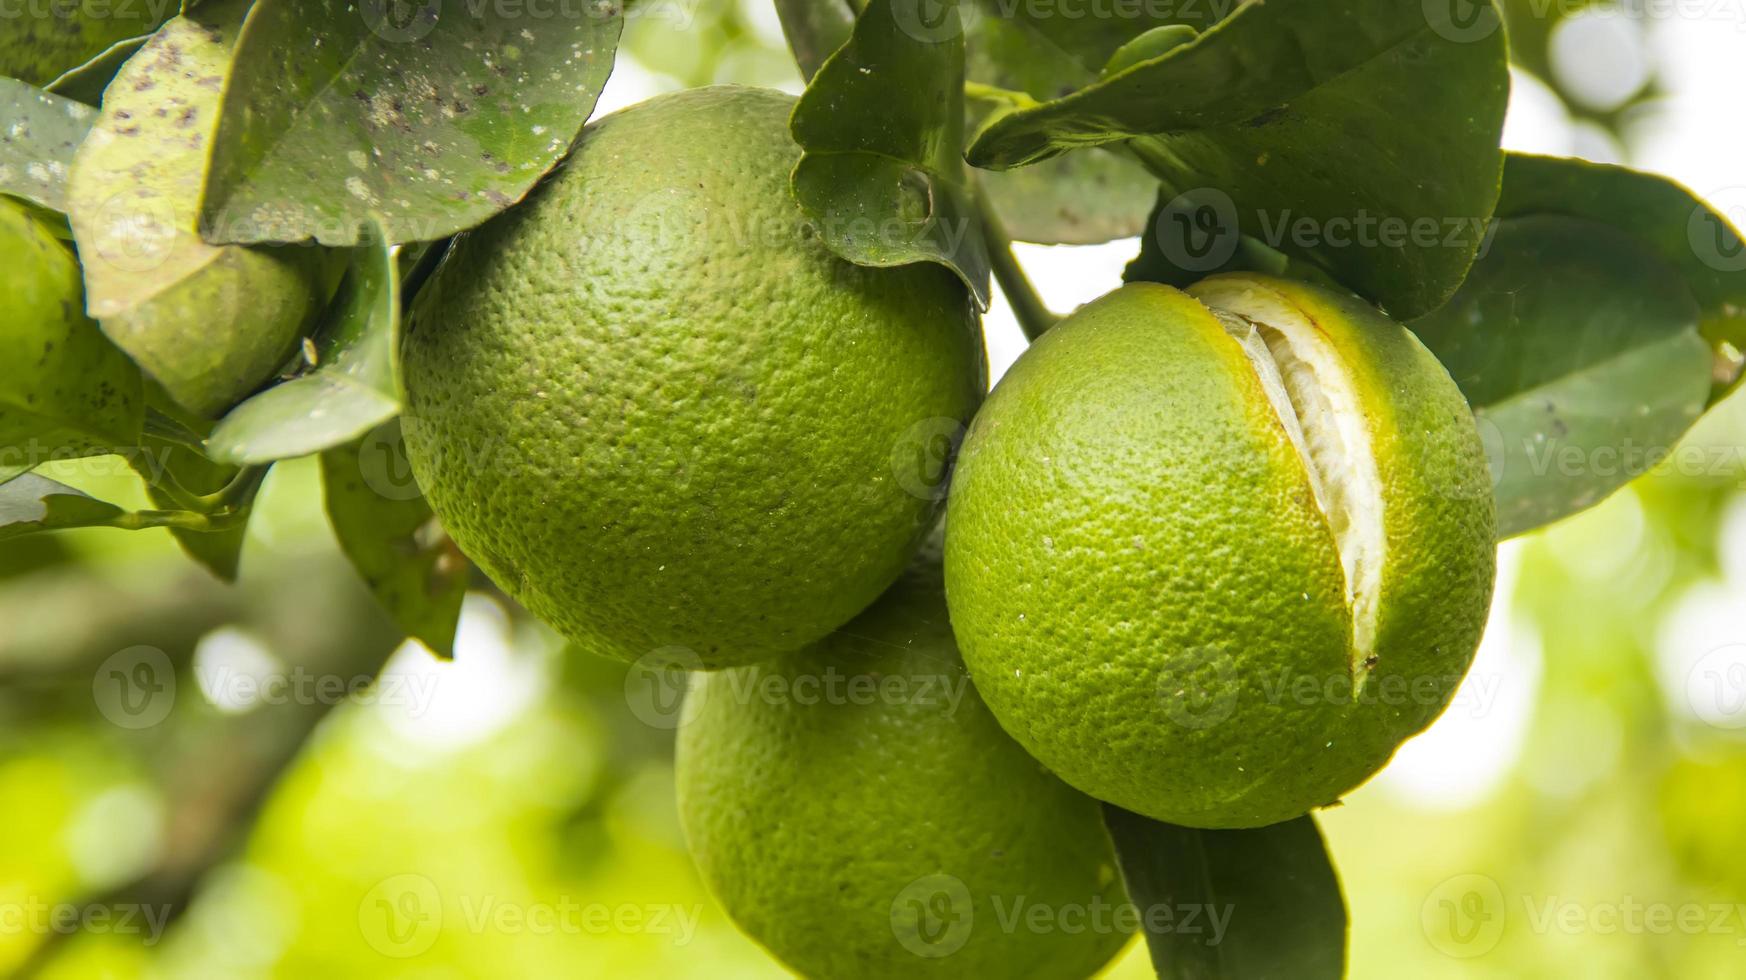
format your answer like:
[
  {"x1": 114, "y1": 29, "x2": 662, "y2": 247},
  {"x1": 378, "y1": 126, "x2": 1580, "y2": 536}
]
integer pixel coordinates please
[{"x1": 1198, "y1": 287, "x2": 1385, "y2": 691}]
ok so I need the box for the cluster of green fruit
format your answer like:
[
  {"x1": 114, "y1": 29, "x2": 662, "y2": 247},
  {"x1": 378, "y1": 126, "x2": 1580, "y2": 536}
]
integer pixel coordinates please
[{"x1": 402, "y1": 86, "x2": 1497, "y2": 977}]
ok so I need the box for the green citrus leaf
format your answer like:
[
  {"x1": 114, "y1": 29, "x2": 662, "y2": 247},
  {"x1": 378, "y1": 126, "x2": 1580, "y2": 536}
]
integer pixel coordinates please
[
  {"x1": 45, "y1": 33, "x2": 152, "y2": 106},
  {"x1": 321, "y1": 420, "x2": 467, "y2": 658},
  {"x1": 198, "y1": 0, "x2": 622, "y2": 247},
  {"x1": 791, "y1": 0, "x2": 991, "y2": 308},
  {"x1": 131, "y1": 396, "x2": 261, "y2": 582},
  {"x1": 1494, "y1": 153, "x2": 1746, "y2": 404},
  {"x1": 143, "y1": 453, "x2": 250, "y2": 580},
  {"x1": 773, "y1": 0, "x2": 857, "y2": 80},
  {"x1": 1, "y1": 198, "x2": 144, "y2": 479},
  {"x1": 1412, "y1": 214, "x2": 1710, "y2": 539},
  {"x1": 0, "y1": 2, "x2": 171, "y2": 86},
  {"x1": 208, "y1": 230, "x2": 400, "y2": 464},
  {"x1": 967, "y1": 0, "x2": 1224, "y2": 74},
  {"x1": 1103, "y1": 805, "x2": 1347, "y2": 980},
  {"x1": 964, "y1": 11, "x2": 1156, "y2": 246},
  {"x1": 0, "y1": 77, "x2": 96, "y2": 213},
  {"x1": 66, "y1": 1, "x2": 342, "y2": 418},
  {"x1": 1122, "y1": 187, "x2": 1342, "y2": 292},
  {"x1": 0, "y1": 472, "x2": 127, "y2": 541},
  {"x1": 967, "y1": 0, "x2": 1509, "y2": 318},
  {"x1": 1100, "y1": 24, "x2": 1198, "y2": 78}
]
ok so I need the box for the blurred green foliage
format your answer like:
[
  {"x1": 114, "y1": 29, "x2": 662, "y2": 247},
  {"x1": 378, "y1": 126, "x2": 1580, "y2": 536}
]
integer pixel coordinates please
[{"x1": 3, "y1": 3, "x2": 1743, "y2": 978}]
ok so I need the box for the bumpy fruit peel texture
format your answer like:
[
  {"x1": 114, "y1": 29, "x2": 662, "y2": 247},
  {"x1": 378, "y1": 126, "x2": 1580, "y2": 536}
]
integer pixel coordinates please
[
  {"x1": 676, "y1": 548, "x2": 1131, "y2": 980},
  {"x1": 0, "y1": 199, "x2": 144, "y2": 467},
  {"x1": 401, "y1": 86, "x2": 985, "y2": 669},
  {"x1": 943, "y1": 274, "x2": 1496, "y2": 829}
]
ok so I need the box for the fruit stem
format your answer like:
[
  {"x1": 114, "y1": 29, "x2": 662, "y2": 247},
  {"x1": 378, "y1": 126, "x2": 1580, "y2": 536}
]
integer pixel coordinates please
[
  {"x1": 972, "y1": 177, "x2": 1057, "y2": 342},
  {"x1": 194, "y1": 464, "x2": 270, "y2": 513},
  {"x1": 105, "y1": 508, "x2": 248, "y2": 534}
]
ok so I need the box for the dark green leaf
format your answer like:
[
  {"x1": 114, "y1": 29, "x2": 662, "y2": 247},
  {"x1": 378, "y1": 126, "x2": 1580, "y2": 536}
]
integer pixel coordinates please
[
  {"x1": 398, "y1": 236, "x2": 454, "y2": 306},
  {"x1": 1494, "y1": 153, "x2": 1746, "y2": 403},
  {"x1": 1123, "y1": 187, "x2": 1342, "y2": 292},
  {"x1": 791, "y1": 0, "x2": 991, "y2": 307},
  {"x1": 144, "y1": 447, "x2": 254, "y2": 581},
  {"x1": 0, "y1": 2, "x2": 171, "y2": 86},
  {"x1": 773, "y1": 0, "x2": 857, "y2": 80},
  {"x1": 1103, "y1": 805, "x2": 1347, "y2": 980},
  {"x1": 0, "y1": 77, "x2": 96, "y2": 212},
  {"x1": 321, "y1": 420, "x2": 467, "y2": 658},
  {"x1": 1412, "y1": 215, "x2": 1710, "y2": 539},
  {"x1": 208, "y1": 232, "x2": 400, "y2": 464},
  {"x1": 0, "y1": 199, "x2": 143, "y2": 479},
  {"x1": 199, "y1": 0, "x2": 622, "y2": 247},
  {"x1": 130, "y1": 395, "x2": 261, "y2": 582},
  {"x1": 45, "y1": 34, "x2": 152, "y2": 106},
  {"x1": 66, "y1": 1, "x2": 343, "y2": 418},
  {"x1": 968, "y1": 0, "x2": 1226, "y2": 75},
  {"x1": 1101, "y1": 24, "x2": 1198, "y2": 77},
  {"x1": 965, "y1": 12, "x2": 1156, "y2": 245},
  {"x1": 0, "y1": 473, "x2": 126, "y2": 541},
  {"x1": 967, "y1": 0, "x2": 1509, "y2": 318}
]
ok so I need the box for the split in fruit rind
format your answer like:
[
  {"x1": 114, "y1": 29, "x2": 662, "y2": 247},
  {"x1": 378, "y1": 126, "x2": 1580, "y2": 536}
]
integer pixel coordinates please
[
  {"x1": 1194, "y1": 273, "x2": 1497, "y2": 726},
  {"x1": 942, "y1": 275, "x2": 1495, "y2": 828},
  {"x1": 1197, "y1": 287, "x2": 1385, "y2": 690}
]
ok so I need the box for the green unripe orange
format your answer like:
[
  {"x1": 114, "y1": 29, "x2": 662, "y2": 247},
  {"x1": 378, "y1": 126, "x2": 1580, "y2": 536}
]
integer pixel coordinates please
[
  {"x1": 943, "y1": 274, "x2": 1496, "y2": 829},
  {"x1": 402, "y1": 86, "x2": 984, "y2": 668},
  {"x1": 677, "y1": 548, "x2": 1130, "y2": 978},
  {"x1": 0, "y1": 199, "x2": 142, "y2": 469}
]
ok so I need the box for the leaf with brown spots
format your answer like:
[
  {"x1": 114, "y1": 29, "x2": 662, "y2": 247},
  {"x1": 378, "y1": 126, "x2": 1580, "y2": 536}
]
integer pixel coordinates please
[
  {"x1": 199, "y1": 0, "x2": 623, "y2": 246},
  {"x1": 65, "y1": 0, "x2": 343, "y2": 418},
  {"x1": 0, "y1": 77, "x2": 96, "y2": 212}
]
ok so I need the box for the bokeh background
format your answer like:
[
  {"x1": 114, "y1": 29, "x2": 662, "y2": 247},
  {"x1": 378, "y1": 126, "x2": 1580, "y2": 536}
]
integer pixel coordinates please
[{"x1": 6, "y1": 1, "x2": 1746, "y2": 977}]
